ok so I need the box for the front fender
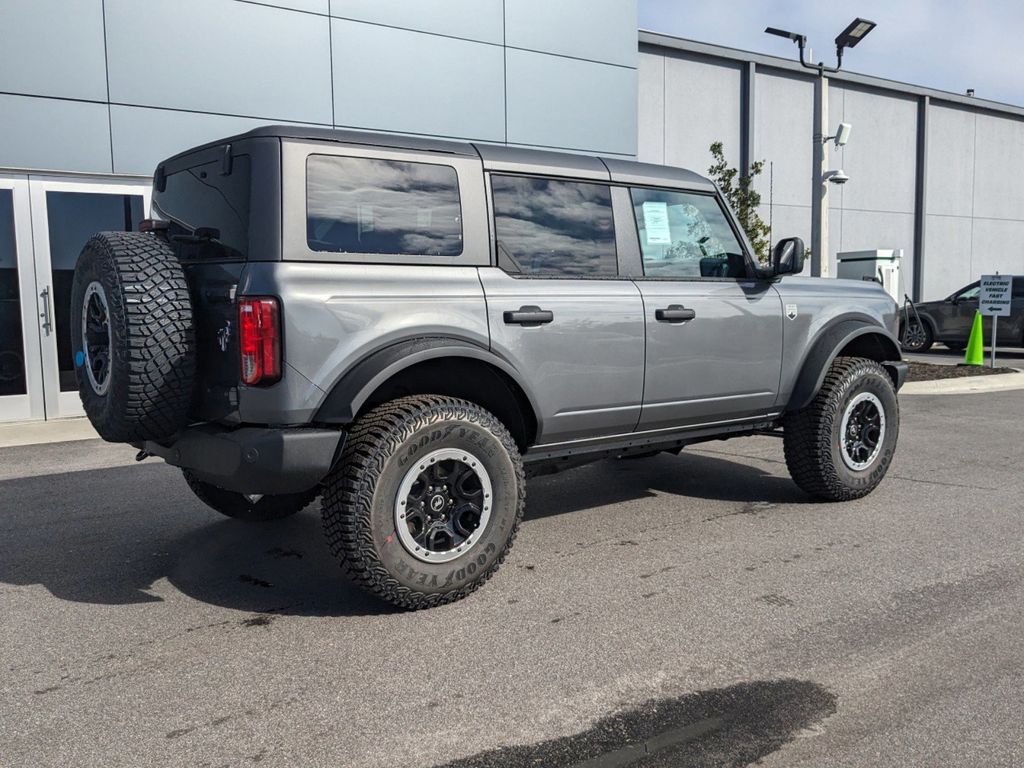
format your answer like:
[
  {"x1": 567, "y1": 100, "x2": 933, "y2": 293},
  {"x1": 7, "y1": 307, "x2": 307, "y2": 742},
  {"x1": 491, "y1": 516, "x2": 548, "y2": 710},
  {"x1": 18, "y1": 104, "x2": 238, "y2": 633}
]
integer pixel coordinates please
[{"x1": 787, "y1": 319, "x2": 903, "y2": 411}]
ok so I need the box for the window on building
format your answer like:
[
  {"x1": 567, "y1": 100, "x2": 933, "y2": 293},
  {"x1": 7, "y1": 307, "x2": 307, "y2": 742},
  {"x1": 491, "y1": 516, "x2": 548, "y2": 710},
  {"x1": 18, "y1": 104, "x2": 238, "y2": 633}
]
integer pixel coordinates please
[
  {"x1": 307, "y1": 155, "x2": 463, "y2": 256},
  {"x1": 46, "y1": 191, "x2": 145, "y2": 391},
  {"x1": 0, "y1": 189, "x2": 26, "y2": 397},
  {"x1": 491, "y1": 175, "x2": 617, "y2": 277},
  {"x1": 630, "y1": 188, "x2": 747, "y2": 279}
]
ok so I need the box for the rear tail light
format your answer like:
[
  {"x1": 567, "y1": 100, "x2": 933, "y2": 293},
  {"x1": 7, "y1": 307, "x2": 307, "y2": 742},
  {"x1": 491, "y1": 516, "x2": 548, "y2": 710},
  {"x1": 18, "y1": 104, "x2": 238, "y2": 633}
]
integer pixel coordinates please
[{"x1": 238, "y1": 297, "x2": 281, "y2": 386}]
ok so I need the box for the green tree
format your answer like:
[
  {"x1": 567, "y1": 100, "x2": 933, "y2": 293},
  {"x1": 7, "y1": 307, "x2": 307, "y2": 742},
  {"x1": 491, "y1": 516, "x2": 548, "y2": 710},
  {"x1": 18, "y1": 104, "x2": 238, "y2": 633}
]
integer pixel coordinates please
[{"x1": 707, "y1": 141, "x2": 772, "y2": 265}]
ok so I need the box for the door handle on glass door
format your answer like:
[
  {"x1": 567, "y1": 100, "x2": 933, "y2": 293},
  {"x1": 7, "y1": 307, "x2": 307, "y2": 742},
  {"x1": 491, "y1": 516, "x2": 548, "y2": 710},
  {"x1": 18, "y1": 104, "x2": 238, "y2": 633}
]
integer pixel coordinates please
[
  {"x1": 39, "y1": 286, "x2": 53, "y2": 336},
  {"x1": 655, "y1": 305, "x2": 696, "y2": 323}
]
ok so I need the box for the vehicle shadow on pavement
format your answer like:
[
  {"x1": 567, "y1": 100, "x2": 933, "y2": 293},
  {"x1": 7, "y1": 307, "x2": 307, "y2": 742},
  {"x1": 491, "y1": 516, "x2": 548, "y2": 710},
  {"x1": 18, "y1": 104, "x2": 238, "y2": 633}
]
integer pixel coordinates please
[
  {"x1": 525, "y1": 450, "x2": 807, "y2": 521},
  {"x1": 0, "y1": 462, "x2": 390, "y2": 617},
  {"x1": 0, "y1": 448, "x2": 801, "y2": 616}
]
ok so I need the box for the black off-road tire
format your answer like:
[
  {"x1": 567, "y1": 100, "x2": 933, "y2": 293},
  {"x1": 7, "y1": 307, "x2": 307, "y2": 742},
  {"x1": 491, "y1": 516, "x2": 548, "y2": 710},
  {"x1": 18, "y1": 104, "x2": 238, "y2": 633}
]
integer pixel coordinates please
[
  {"x1": 784, "y1": 357, "x2": 899, "y2": 501},
  {"x1": 183, "y1": 470, "x2": 318, "y2": 522},
  {"x1": 322, "y1": 395, "x2": 526, "y2": 610},
  {"x1": 71, "y1": 232, "x2": 194, "y2": 443}
]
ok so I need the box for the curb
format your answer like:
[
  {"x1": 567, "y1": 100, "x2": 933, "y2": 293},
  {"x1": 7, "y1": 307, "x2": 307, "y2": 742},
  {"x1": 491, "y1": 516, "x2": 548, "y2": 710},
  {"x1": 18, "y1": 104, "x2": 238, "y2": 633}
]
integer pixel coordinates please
[
  {"x1": 0, "y1": 418, "x2": 99, "y2": 449},
  {"x1": 901, "y1": 369, "x2": 1024, "y2": 396}
]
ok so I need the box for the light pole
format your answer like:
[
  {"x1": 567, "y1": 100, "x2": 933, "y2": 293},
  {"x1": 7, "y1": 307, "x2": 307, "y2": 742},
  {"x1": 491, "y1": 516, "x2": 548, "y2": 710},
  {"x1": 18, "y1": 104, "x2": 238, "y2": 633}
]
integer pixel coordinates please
[{"x1": 765, "y1": 18, "x2": 876, "y2": 277}]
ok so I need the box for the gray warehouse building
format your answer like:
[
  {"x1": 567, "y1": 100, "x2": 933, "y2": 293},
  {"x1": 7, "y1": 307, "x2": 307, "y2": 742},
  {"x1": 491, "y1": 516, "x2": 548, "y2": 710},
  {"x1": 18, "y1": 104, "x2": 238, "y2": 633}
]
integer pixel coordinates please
[{"x1": 1, "y1": 0, "x2": 1022, "y2": 425}]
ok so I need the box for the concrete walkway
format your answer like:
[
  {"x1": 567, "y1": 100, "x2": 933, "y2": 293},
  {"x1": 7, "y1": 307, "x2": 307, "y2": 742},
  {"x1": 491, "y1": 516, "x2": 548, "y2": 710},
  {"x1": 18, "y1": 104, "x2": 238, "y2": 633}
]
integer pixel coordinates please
[
  {"x1": 0, "y1": 418, "x2": 99, "y2": 449},
  {"x1": 901, "y1": 370, "x2": 1024, "y2": 396}
]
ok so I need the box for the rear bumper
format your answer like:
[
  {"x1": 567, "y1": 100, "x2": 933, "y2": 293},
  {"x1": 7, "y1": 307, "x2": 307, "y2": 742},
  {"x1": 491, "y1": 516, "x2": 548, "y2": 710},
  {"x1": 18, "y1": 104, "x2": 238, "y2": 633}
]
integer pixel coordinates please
[
  {"x1": 884, "y1": 360, "x2": 909, "y2": 392},
  {"x1": 143, "y1": 425, "x2": 345, "y2": 495}
]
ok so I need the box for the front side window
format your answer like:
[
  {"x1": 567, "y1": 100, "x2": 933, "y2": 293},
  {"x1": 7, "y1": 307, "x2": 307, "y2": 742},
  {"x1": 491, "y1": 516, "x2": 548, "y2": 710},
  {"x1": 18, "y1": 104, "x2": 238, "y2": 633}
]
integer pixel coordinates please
[
  {"x1": 631, "y1": 188, "x2": 747, "y2": 279},
  {"x1": 955, "y1": 283, "x2": 980, "y2": 301},
  {"x1": 491, "y1": 175, "x2": 617, "y2": 277},
  {"x1": 307, "y1": 155, "x2": 463, "y2": 256}
]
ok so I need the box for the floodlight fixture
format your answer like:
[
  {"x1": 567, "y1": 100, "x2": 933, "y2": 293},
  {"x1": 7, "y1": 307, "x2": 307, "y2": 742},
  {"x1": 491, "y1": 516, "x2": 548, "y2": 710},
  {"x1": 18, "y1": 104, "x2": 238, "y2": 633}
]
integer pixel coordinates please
[
  {"x1": 765, "y1": 27, "x2": 806, "y2": 46},
  {"x1": 835, "y1": 18, "x2": 877, "y2": 51},
  {"x1": 765, "y1": 18, "x2": 877, "y2": 74}
]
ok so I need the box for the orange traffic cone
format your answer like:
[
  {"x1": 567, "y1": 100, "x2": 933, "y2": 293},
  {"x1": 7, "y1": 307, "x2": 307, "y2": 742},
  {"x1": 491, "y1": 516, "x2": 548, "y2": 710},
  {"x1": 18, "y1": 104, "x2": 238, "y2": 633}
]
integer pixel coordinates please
[{"x1": 964, "y1": 310, "x2": 984, "y2": 366}]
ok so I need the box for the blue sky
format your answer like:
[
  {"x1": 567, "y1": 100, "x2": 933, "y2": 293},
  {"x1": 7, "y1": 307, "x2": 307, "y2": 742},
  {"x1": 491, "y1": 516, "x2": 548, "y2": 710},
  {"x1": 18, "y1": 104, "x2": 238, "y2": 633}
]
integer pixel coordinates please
[{"x1": 638, "y1": 0, "x2": 1024, "y2": 107}]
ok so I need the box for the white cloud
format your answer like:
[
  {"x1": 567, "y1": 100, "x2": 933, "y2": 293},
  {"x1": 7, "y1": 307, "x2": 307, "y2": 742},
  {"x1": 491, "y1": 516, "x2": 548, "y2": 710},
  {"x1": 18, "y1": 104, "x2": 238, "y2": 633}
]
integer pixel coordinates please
[{"x1": 639, "y1": 0, "x2": 1024, "y2": 107}]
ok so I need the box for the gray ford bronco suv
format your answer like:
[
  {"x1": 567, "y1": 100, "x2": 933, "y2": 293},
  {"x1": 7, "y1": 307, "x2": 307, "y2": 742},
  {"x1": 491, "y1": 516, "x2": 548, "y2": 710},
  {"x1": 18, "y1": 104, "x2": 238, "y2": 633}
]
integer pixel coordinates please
[{"x1": 70, "y1": 126, "x2": 907, "y2": 609}]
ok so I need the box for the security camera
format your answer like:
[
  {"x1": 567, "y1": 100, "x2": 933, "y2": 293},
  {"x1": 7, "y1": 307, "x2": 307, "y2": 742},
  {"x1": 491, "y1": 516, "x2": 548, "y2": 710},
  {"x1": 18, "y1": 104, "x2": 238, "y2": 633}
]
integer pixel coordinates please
[
  {"x1": 824, "y1": 169, "x2": 850, "y2": 184},
  {"x1": 834, "y1": 122, "x2": 852, "y2": 146}
]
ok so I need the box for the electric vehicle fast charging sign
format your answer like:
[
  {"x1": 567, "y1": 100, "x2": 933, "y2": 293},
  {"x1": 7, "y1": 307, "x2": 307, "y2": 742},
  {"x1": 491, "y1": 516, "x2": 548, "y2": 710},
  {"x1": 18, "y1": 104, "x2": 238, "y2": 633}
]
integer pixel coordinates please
[{"x1": 979, "y1": 275, "x2": 1012, "y2": 317}]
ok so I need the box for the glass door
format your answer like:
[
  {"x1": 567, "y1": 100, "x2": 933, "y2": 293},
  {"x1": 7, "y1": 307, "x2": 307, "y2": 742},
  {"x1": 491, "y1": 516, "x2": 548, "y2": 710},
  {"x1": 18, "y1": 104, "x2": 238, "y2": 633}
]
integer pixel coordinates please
[
  {"x1": 0, "y1": 176, "x2": 45, "y2": 423},
  {"x1": 28, "y1": 176, "x2": 150, "y2": 420}
]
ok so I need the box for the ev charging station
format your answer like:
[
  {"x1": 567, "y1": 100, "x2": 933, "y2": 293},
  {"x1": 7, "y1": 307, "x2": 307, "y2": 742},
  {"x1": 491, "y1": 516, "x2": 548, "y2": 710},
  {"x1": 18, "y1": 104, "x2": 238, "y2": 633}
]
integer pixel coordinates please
[{"x1": 836, "y1": 249, "x2": 904, "y2": 303}]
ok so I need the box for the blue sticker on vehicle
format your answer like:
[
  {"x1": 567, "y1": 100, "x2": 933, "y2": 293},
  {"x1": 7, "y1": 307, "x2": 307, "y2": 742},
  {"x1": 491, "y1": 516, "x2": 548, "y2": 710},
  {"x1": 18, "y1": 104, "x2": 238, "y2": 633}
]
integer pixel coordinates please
[{"x1": 74, "y1": 351, "x2": 85, "y2": 367}]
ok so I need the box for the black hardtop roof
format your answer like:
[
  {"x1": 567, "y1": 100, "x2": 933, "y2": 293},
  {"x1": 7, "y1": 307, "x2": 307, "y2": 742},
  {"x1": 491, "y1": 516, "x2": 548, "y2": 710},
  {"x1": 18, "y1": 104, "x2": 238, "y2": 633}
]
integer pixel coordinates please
[{"x1": 160, "y1": 124, "x2": 715, "y2": 190}]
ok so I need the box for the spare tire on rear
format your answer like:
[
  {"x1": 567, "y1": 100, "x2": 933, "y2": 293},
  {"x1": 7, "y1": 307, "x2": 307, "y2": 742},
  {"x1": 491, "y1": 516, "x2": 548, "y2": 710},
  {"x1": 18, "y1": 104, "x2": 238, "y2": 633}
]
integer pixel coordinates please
[{"x1": 71, "y1": 231, "x2": 195, "y2": 444}]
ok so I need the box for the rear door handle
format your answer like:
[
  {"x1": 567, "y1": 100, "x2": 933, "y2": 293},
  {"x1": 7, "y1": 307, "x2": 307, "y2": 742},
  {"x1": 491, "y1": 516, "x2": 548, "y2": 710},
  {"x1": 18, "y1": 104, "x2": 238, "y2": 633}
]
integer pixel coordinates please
[
  {"x1": 655, "y1": 305, "x2": 696, "y2": 323},
  {"x1": 503, "y1": 306, "x2": 554, "y2": 327}
]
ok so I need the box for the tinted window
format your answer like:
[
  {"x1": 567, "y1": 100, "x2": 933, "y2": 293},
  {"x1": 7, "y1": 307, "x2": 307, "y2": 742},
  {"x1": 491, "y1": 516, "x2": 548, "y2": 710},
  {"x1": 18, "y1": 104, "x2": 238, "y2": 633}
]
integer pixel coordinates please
[
  {"x1": 491, "y1": 176, "x2": 617, "y2": 277},
  {"x1": 153, "y1": 154, "x2": 250, "y2": 259},
  {"x1": 631, "y1": 188, "x2": 747, "y2": 278},
  {"x1": 1011, "y1": 278, "x2": 1024, "y2": 298},
  {"x1": 307, "y1": 155, "x2": 463, "y2": 256},
  {"x1": 0, "y1": 189, "x2": 26, "y2": 397},
  {"x1": 46, "y1": 191, "x2": 145, "y2": 391},
  {"x1": 955, "y1": 284, "x2": 980, "y2": 301}
]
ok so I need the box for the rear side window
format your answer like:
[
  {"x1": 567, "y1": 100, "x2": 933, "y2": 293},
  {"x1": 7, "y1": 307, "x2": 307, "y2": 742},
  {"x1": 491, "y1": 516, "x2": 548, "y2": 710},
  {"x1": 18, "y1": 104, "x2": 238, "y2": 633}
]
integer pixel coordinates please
[
  {"x1": 1011, "y1": 278, "x2": 1024, "y2": 298},
  {"x1": 631, "y1": 188, "x2": 747, "y2": 279},
  {"x1": 306, "y1": 155, "x2": 463, "y2": 256},
  {"x1": 153, "y1": 154, "x2": 251, "y2": 259},
  {"x1": 491, "y1": 175, "x2": 617, "y2": 277}
]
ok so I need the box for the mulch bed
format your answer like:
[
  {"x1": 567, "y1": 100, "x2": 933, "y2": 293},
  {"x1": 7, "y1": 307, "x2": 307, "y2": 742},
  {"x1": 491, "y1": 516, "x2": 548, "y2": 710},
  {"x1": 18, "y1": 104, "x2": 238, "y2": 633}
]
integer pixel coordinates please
[{"x1": 905, "y1": 361, "x2": 1016, "y2": 383}]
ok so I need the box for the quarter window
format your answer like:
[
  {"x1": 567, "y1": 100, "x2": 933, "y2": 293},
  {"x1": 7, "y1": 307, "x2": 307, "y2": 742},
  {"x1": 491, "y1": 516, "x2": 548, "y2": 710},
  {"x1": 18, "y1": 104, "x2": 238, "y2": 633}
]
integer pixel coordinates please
[
  {"x1": 630, "y1": 188, "x2": 747, "y2": 278},
  {"x1": 491, "y1": 175, "x2": 617, "y2": 277},
  {"x1": 306, "y1": 155, "x2": 463, "y2": 256}
]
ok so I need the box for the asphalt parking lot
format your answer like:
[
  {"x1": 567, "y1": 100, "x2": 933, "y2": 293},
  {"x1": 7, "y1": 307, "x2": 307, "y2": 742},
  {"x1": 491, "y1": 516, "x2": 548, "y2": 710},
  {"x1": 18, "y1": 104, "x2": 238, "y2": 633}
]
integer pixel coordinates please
[{"x1": 2, "y1": 389, "x2": 1023, "y2": 767}]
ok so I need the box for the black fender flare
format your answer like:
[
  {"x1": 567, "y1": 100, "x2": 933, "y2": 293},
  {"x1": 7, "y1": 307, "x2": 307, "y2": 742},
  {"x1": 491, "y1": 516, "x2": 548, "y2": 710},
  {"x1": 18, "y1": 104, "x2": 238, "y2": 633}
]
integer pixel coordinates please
[
  {"x1": 313, "y1": 336, "x2": 542, "y2": 427},
  {"x1": 787, "y1": 317, "x2": 903, "y2": 411}
]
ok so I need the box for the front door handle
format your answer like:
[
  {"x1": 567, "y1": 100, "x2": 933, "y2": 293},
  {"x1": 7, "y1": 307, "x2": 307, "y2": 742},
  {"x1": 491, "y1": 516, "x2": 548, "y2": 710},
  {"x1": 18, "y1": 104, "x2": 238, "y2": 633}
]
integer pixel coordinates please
[
  {"x1": 655, "y1": 305, "x2": 696, "y2": 323},
  {"x1": 503, "y1": 306, "x2": 554, "y2": 327}
]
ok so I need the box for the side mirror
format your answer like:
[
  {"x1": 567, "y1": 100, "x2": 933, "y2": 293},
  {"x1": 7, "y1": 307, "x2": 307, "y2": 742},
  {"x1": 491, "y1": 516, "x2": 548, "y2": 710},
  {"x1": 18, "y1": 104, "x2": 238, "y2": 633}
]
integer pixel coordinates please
[{"x1": 771, "y1": 237, "x2": 805, "y2": 277}]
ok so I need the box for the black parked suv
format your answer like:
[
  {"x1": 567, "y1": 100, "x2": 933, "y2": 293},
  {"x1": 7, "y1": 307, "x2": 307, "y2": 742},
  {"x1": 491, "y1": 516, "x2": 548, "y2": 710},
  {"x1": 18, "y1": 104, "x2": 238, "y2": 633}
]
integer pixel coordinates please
[{"x1": 901, "y1": 277, "x2": 1024, "y2": 352}]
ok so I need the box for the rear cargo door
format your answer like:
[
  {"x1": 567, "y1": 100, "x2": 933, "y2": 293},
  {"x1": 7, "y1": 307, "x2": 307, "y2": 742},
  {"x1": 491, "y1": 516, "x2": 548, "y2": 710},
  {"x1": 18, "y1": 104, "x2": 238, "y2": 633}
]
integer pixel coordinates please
[{"x1": 153, "y1": 147, "x2": 256, "y2": 422}]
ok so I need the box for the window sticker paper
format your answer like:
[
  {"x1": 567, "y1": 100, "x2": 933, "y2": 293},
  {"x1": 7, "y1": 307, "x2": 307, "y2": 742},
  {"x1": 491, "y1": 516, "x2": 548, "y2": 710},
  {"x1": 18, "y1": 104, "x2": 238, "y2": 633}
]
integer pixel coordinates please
[{"x1": 642, "y1": 201, "x2": 672, "y2": 245}]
